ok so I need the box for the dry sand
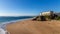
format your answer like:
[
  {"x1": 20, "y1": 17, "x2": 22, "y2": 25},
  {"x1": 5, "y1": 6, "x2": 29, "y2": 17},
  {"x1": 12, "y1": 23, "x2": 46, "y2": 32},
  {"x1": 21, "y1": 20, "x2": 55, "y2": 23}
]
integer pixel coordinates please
[{"x1": 6, "y1": 20, "x2": 60, "y2": 34}]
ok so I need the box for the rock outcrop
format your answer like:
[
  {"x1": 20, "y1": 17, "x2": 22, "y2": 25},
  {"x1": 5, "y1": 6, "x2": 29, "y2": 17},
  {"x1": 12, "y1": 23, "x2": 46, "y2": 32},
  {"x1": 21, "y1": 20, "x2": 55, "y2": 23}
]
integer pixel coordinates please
[{"x1": 33, "y1": 11, "x2": 58, "y2": 21}]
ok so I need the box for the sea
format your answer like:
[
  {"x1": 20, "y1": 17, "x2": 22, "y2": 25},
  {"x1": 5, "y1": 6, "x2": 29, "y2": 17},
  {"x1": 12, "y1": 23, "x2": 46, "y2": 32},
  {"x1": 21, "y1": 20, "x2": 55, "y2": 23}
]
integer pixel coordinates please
[{"x1": 0, "y1": 16, "x2": 34, "y2": 30}]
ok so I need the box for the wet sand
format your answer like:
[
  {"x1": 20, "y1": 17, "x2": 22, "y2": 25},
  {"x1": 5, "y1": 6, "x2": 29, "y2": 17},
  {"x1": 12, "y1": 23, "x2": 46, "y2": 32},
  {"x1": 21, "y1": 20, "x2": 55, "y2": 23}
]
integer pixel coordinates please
[{"x1": 6, "y1": 20, "x2": 60, "y2": 34}]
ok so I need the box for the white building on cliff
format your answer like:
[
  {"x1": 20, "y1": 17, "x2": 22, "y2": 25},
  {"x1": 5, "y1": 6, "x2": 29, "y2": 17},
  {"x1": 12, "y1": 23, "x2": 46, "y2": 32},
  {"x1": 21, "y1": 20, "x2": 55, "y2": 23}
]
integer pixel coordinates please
[{"x1": 40, "y1": 11, "x2": 54, "y2": 16}]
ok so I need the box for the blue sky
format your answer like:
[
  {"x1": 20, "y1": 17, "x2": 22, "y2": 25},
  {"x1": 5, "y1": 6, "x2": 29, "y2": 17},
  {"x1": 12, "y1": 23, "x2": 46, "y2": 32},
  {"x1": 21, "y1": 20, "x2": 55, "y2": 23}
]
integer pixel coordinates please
[{"x1": 0, "y1": 0, "x2": 60, "y2": 16}]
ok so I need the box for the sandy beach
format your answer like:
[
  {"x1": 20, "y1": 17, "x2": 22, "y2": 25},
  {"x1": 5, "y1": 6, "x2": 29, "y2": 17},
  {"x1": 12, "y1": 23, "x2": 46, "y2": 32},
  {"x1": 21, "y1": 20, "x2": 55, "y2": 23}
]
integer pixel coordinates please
[{"x1": 6, "y1": 20, "x2": 60, "y2": 34}]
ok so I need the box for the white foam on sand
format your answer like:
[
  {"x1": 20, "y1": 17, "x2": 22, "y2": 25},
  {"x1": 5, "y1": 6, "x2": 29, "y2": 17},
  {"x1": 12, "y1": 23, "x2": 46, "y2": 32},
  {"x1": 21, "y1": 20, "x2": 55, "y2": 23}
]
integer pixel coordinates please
[
  {"x1": 0, "y1": 28, "x2": 10, "y2": 34},
  {"x1": 0, "y1": 28, "x2": 6, "y2": 34}
]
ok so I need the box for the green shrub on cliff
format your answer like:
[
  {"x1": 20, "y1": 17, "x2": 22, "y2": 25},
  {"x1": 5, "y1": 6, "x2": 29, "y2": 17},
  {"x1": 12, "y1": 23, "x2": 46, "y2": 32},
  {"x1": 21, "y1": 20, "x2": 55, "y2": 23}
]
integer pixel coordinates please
[{"x1": 55, "y1": 16, "x2": 60, "y2": 20}]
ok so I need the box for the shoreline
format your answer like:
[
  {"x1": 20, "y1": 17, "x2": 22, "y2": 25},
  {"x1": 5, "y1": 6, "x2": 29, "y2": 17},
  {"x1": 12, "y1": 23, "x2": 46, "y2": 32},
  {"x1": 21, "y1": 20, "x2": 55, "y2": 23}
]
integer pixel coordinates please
[{"x1": 0, "y1": 18, "x2": 34, "y2": 31}]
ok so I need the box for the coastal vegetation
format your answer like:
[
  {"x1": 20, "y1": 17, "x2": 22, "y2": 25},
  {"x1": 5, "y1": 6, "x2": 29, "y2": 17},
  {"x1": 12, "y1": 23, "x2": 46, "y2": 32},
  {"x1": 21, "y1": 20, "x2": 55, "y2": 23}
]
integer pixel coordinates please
[{"x1": 55, "y1": 16, "x2": 60, "y2": 20}]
